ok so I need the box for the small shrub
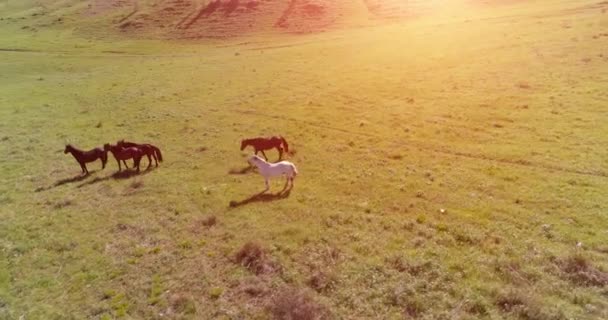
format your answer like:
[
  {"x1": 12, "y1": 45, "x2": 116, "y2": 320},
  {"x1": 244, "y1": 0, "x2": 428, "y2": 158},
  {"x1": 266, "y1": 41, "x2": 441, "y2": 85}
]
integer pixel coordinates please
[
  {"x1": 415, "y1": 215, "x2": 426, "y2": 224},
  {"x1": 148, "y1": 275, "x2": 163, "y2": 306},
  {"x1": 494, "y1": 289, "x2": 565, "y2": 320},
  {"x1": 557, "y1": 253, "x2": 608, "y2": 286},
  {"x1": 53, "y1": 199, "x2": 73, "y2": 209},
  {"x1": 129, "y1": 180, "x2": 143, "y2": 189},
  {"x1": 465, "y1": 297, "x2": 488, "y2": 315},
  {"x1": 209, "y1": 287, "x2": 223, "y2": 299},
  {"x1": 495, "y1": 289, "x2": 526, "y2": 312},
  {"x1": 386, "y1": 256, "x2": 434, "y2": 276},
  {"x1": 307, "y1": 270, "x2": 336, "y2": 293},
  {"x1": 240, "y1": 277, "x2": 268, "y2": 297},
  {"x1": 235, "y1": 241, "x2": 279, "y2": 275},
  {"x1": 403, "y1": 296, "x2": 426, "y2": 318},
  {"x1": 169, "y1": 294, "x2": 196, "y2": 314},
  {"x1": 268, "y1": 287, "x2": 331, "y2": 320},
  {"x1": 178, "y1": 241, "x2": 192, "y2": 250},
  {"x1": 201, "y1": 215, "x2": 217, "y2": 227}
]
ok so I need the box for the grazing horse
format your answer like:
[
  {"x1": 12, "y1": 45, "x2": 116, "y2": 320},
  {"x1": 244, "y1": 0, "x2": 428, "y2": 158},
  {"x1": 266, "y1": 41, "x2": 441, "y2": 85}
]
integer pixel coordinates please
[
  {"x1": 248, "y1": 154, "x2": 298, "y2": 191},
  {"x1": 104, "y1": 143, "x2": 143, "y2": 172},
  {"x1": 240, "y1": 136, "x2": 289, "y2": 161},
  {"x1": 116, "y1": 140, "x2": 163, "y2": 169},
  {"x1": 64, "y1": 144, "x2": 107, "y2": 175}
]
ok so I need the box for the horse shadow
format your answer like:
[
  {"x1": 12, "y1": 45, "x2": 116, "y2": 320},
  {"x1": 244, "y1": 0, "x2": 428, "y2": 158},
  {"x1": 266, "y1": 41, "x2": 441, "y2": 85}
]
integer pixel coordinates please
[
  {"x1": 37, "y1": 171, "x2": 100, "y2": 192},
  {"x1": 77, "y1": 168, "x2": 152, "y2": 188},
  {"x1": 229, "y1": 187, "x2": 292, "y2": 208},
  {"x1": 228, "y1": 165, "x2": 255, "y2": 175},
  {"x1": 54, "y1": 174, "x2": 91, "y2": 186}
]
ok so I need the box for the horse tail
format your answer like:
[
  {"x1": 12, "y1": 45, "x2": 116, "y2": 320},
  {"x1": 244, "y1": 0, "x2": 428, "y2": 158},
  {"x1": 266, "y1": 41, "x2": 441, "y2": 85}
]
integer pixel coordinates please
[
  {"x1": 279, "y1": 136, "x2": 289, "y2": 153},
  {"x1": 153, "y1": 146, "x2": 163, "y2": 162}
]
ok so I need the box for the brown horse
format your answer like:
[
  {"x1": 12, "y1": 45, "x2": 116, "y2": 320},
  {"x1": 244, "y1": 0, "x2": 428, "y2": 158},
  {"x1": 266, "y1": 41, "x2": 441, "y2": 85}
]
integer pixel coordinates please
[
  {"x1": 64, "y1": 144, "x2": 107, "y2": 175},
  {"x1": 116, "y1": 140, "x2": 163, "y2": 169},
  {"x1": 240, "y1": 136, "x2": 289, "y2": 161},
  {"x1": 104, "y1": 143, "x2": 143, "y2": 172}
]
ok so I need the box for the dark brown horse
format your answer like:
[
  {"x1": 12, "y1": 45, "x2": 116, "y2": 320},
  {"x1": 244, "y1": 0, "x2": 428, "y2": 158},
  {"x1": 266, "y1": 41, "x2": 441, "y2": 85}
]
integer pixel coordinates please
[
  {"x1": 116, "y1": 140, "x2": 163, "y2": 169},
  {"x1": 64, "y1": 144, "x2": 107, "y2": 175},
  {"x1": 104, "y1": 143, "x2": 143, "y2": 172},
  {"x1": 240, "y1": 136, "x2": 289, "y2": 161}
]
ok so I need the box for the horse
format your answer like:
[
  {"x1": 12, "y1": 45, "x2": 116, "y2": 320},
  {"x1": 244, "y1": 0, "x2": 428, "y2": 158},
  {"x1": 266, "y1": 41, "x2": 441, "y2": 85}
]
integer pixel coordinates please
[
  {"x1": 248, "y1": 154, "x2": 298, "y2": 191},
  {"x1": 116, "y1": 140, "x2": 163, "y2": 169},
  {"x1": 64, "y1": 144, "x2": 107, "y2": 175},
  {"x1": 240, "y1": 136, "x2": 289, "y2": 161},
  {"x1": 104, "y1": 143, "x2": 143, "y2": 172}
]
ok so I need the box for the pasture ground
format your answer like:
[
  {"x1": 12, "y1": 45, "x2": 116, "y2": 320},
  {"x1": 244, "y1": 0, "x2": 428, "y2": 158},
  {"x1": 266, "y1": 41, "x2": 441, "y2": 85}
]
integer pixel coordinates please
[{"x1": 1, "y1": 0, "x2": 608, "y2": 319}]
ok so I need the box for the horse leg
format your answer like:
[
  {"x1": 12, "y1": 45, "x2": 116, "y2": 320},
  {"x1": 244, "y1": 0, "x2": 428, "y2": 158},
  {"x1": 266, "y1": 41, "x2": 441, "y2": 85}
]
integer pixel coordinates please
[
  {"x1": 276, "y1": 147, "x2": 282, "y2": 161},
  {"x1": 122, "y1": 160, "x2": 129, "y2": 169},
  {"x1": 260, "y1": 150, "x2": 268, "y2": 161},
  {"x1": 117, "y1": 159, "x2": 122, "y2": 172},
  {"x1": 79, "y1": 161, "x2": 87, "y2": 175},
  {"x1": 264, "y1": 178, "x2": 270, "y2": 192},
  {"x1": 146, "y1": 154, "x2": 152, "y2": 169}
]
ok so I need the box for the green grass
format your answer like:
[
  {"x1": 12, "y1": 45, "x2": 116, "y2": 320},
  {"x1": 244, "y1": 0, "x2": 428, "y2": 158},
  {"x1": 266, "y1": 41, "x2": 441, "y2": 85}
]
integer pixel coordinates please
[{"x1": 1, "y1": 0, "x2": 608, "y2": 319}]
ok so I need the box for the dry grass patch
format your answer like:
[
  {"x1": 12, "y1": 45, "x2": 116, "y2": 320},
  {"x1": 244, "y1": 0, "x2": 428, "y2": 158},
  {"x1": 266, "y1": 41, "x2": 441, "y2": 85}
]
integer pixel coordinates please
[
  {"x1": 201, "y1": 215, "x2": 217, "y2": 227},
  {"x1": 235, "y1": 241, "x2": 280, "y2": 275},
  {"x1": 494, "y1": 289, "x2": 565, "y2": 320},
  {"x1": 556, "y1": 253, "x2": 608, "y2": 287},
  {"x1": 268, "y1": 287, "x2": 331, "y2": 320},
  {"x1": 307, "y1": 269, "x2": 337, "y2": 293},
  {"x1": 167, "y1": 293, "x2": 196, "y2": 315}
]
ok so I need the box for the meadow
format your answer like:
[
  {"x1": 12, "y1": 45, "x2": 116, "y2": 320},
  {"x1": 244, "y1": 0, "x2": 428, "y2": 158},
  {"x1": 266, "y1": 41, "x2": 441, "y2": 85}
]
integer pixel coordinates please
[{"x1": 1, "y1": 0, "x2": 607, "y2": 319}]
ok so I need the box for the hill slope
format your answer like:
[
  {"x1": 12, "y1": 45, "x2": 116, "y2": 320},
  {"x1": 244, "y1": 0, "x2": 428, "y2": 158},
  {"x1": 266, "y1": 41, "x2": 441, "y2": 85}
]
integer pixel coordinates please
[{"x1": 1, "y1": 0, "x2": 444, "y2": 39}]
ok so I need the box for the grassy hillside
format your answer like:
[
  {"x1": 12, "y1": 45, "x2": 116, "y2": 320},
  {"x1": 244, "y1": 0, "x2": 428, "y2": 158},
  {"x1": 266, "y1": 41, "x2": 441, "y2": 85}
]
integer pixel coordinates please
[{"x1": 1, "y1": 0, "x2": 608, "y2": 319}]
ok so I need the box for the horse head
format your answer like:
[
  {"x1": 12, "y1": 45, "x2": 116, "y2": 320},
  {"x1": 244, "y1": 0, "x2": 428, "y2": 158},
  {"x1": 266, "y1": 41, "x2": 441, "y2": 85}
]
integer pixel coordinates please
[
  {"x1": 240, "y1": 139, "x2": 248, "y2": 151},
  {"x1": 103, "y1": 143, "x2": 112, "y2": 152},
  {"x1": 248, "y1": 154, "x2": 263, "y2": 165},
  {"x1": 64, "y1": 144, "x2": 72, "y2": 154}
]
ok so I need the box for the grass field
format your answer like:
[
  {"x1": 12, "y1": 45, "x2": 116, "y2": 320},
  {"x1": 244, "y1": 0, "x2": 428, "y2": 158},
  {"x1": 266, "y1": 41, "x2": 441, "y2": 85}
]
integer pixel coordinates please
[{"x1": 1, "y1": 0, "x2": 608, "y2": 319}]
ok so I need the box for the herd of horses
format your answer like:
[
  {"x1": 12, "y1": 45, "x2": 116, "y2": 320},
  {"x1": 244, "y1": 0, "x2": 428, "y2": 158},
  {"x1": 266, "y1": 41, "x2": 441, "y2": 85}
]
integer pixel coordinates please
[
  {"x1": 64, "y1": 140, "x2": 163, "y2": 175},
  {"x1": 64, "y1": 135, "x2": 297, "y2": 190}
]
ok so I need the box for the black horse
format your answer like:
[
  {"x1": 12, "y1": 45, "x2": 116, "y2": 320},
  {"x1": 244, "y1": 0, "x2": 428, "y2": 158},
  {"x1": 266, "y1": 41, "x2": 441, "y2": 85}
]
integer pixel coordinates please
[{"x1": 64, "y1": 144, "x2": 107, "y2": 175}]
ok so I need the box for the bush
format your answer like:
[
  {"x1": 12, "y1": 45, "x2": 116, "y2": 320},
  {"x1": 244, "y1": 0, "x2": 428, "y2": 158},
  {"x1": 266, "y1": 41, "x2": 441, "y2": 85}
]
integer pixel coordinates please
[
  {"x1": 557, "y1": 253, "x2": 608, "y2": 287},
  {"x1": 235, "y1": 241, "x2": 279, "y2": 275}
]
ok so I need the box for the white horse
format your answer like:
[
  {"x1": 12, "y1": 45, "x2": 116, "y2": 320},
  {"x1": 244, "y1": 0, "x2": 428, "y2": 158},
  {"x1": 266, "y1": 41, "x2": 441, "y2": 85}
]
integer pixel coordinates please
[{"x1": 248, "y1": 154, "x2": 298, "y2": 191}]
